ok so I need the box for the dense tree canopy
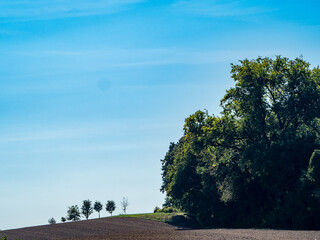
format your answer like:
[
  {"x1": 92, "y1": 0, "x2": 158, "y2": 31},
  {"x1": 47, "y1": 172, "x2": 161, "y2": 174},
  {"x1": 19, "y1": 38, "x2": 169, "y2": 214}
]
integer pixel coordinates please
[{"x1": 161, "y1": 56, "x2": 320, "y2": 229}]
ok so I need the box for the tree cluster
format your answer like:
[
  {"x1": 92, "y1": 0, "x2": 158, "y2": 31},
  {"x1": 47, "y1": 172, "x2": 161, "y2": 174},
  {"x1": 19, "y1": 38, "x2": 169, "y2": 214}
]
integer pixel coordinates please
[
  {"x1": 56, "y1": 199, "x2": 121, "y2": 223},
  {"x1": 161, "y1": 56, "x2": 320, "y2": 229}
]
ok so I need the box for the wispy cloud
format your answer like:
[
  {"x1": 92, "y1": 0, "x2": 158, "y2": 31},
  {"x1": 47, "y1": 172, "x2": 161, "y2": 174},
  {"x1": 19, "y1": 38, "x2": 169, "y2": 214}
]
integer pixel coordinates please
[
  {"x1": 8, "y1": 48, "x2": 205, "y2": 74},
  {"x1": 7, "y1": 47, "x2": 285, "y2": 74},
  {"x1": 0, "y1": 0, "x2": 144, "y2": 21},
  {"x1": 0, "y1": 120, "x2": 178, "y2": 143},
  {"x1": 171, "y1": 0, "x2": 272, "y2": 17}
]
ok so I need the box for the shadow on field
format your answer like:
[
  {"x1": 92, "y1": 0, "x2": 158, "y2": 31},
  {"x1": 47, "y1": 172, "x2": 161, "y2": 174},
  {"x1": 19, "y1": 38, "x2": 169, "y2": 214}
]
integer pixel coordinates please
[
  {"x1": 167, "y1": 215, "x2": 201, "y2": 229},
  {"x1": 167, "y1": 215, "x2": 318, "y2": 232}
]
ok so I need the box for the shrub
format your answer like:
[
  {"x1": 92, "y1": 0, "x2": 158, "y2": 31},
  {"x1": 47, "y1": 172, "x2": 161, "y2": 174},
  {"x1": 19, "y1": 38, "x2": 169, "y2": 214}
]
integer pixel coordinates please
[
  {"x1": 161, "y1": 207, "x2": 180, "y2": 213},
  {"x1": 153, "y1": 206, "x2": 161, "y2": 213},
  {"x1": 48, "y1": 217, "x2": 56, "y2": 224}
]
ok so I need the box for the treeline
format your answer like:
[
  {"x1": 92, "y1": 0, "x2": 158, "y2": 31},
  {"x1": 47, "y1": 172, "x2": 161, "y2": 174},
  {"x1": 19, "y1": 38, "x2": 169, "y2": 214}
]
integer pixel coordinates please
[
  {"x1": 161, "y1": 56, "x2": 320, "y2": 229},
  {"x1": 48, "y1": 197, "x2": 128, "y2": 224}
]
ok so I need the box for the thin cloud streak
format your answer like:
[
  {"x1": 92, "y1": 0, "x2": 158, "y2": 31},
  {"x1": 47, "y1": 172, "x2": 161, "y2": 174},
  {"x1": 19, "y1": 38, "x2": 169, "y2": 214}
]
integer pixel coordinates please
[
  {"x1": 12, "y1": 48, "x2": 285, "y2": 67},
  {"x1": 172, "y1": 0, "x2": 273, "y2": 17},
  {"x1": 0, "y1": 0, "x2": 144, "y2": 21},
  {"x1": 0, "y1": 121, "x2": 179, "y2": 143}
]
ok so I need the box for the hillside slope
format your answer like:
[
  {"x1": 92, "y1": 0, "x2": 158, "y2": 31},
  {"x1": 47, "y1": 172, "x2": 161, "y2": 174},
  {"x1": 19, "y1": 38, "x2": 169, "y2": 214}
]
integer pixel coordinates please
[
  {"x1": 1, "y1": 217, "x2": 175, "y2": 240},
  {"x1": 1, "y1": 217, "x2": 319, "y2": 240}
]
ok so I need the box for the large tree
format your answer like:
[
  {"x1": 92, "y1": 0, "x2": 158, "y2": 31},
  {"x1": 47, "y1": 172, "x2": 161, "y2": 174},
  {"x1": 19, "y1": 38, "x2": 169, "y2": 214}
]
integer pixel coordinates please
[
  {"x1": 81, "y1": 200, "x2": 93, "y2": 220},
  {"x1": 161, "y1": 56, "x2": 320, "y2": 229}
]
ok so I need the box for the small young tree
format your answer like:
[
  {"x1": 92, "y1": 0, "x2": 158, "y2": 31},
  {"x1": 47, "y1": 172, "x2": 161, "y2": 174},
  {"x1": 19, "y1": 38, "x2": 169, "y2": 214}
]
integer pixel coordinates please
[
  {"x1": 61, "y1": 217, "x2": 67, "y2": 222},
  {"x1": 106, "y1": 200, "x2": 116, "y2": 216},
  {"x1": 67, "y1": 205, "x2": 81, "y2": 221},
  {"x1": 48, "y1": 217, "x2": 56, "y2": 224},
  {"x1": 94, "y1": 201, "x2": 103, "y2": 218},
  {"x1": 81, "y1": 199, "x2": 93, "y2": 220},
  {"x1": 121, "y1": 197, "x2": 129, "y2": 215}
]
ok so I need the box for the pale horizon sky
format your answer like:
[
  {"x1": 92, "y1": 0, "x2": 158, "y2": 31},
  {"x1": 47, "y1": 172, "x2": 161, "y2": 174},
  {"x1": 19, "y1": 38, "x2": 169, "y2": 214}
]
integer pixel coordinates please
[{"x1": 1, "y1": 0, "x2": 320, "y2": 230}]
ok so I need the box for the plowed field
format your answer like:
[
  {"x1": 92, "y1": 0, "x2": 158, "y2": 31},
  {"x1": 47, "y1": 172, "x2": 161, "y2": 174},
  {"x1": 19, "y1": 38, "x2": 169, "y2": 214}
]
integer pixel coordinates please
[{"x1": 1, "y1": 217, "x2": 319, "y2": 240}]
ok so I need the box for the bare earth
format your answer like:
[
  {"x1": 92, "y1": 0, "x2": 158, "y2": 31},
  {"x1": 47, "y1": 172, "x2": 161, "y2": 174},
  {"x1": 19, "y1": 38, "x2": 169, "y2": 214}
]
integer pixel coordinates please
[{"x1": 1, "y1": 217, "x2": 319, "y2": 240}]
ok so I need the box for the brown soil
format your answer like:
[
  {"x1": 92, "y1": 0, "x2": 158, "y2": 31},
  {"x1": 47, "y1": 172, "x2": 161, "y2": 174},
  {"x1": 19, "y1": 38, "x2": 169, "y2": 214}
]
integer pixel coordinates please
[{"x1": 1, "y1": 217, "x2": 319, "y2": 240}]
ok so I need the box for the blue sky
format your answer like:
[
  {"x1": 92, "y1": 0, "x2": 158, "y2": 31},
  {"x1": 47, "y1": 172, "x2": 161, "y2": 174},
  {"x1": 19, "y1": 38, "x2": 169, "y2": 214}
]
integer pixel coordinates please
[{"x1": 0, "y1": 0, "x2": 320, "y2": 229}]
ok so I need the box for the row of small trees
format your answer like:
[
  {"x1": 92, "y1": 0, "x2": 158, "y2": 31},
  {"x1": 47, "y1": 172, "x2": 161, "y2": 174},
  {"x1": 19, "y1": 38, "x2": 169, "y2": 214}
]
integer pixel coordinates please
[{"x1": 49, "y1": 197, "x2": 129, "y2": 224}]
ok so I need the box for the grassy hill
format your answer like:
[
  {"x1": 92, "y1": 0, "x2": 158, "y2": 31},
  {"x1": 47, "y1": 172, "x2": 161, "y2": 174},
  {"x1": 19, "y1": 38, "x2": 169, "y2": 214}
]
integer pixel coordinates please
[{"x1": 115, "y1": 212, "x2": 186, "y2": 224}]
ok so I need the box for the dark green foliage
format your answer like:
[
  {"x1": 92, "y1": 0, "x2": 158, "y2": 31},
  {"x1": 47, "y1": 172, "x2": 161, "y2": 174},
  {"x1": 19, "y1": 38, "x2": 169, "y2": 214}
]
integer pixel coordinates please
[
  {"x1": 306, "y1": 150, "x2": 320, "y2": 186},
  {"x1": 106, "y1": 200, "x2": 116, "y2": 216},
  {"x1": 48, "y1": 217, "x2": 56, "y2": 224},
  {"x1": 81, "y1": 200, "x2": 93, "y2": 220},
  {"x1": 162, "y1": 196, "x2": 176, "y2": 208},
  {"x1": 161, "y1": 56, "x2": 320, "y2": 229},
  {"x1": 160, "y1": 207, "x2": 180, "y2": 213},
  {"x1": 67, "y1": 205, "x2": 81, "y2": 221},
  {"x1": 153, "y1": 206, "x2": 180, "y2": 213},
  {"x1": 94, "y1": 201, "x2": 103, "y2": 218},
  {"x1": 61, "y1": 217, "x2": 67, "y2": 222},
  {"x1": 154, "y1": 206, "x2": 161, "y2": 213}
]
